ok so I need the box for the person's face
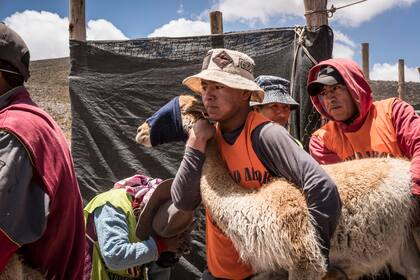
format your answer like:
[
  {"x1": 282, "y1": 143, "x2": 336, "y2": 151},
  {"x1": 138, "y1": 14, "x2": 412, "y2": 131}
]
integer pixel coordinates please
[
  {"x1": 256, "y1": 103, "x2": 291, "y2": 126},
  {"x1": 201, "y1": 80, "x2": 250, "y2": 122},
  {"x1": 318, "y1": 84, "x2": 358, "y2": 122}
]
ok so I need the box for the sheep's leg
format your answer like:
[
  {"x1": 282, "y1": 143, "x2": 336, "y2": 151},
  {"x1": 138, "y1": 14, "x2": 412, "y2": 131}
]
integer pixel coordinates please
[
  {"x1": 288, "y1": 268, "x2": 323, "y2": 280},
  {"x1": 322, "y1": 266, "x2": 349, "y2": 280},
  {"x1": 389, "y1": 231, "x2": 420, "y2": 280},
  {"x1": 287, "y1": 260, "x2": 326, "y2": 280}
]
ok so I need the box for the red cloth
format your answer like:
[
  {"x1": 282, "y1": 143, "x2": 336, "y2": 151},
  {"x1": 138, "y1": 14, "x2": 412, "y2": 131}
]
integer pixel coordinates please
[
  {"x1": 0, "y1": 230, "x2": 19, "y2": 270},
  {"x1": 308, "y1": 58, "x2": 420, "y2": 197},
  {"x1": 0, "y1": 89, "x2": 85, "y2": 279},
  {"x1": 153, "y1": 235, "x2": 169, "y2": 254},
  {"x1": 392, "y1": 100, "x2": 420, "y2": 196}
]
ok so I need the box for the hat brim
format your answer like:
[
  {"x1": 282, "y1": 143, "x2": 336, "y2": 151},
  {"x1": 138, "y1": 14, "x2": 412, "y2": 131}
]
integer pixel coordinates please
[
  {"x1": 151, "y1": 200, "x2": 193, "y2": 238},
  {"x1": 307, "y1": 76, "x2": 339, "y2": 96},
  {"x1": 250, "y1": 91, "x2": 299, "y2": 111},
  {"x1": 183, "y1": 69, "x2": 264, "y2": 102},
  {"x1": 136, "y1": 179, "x2": 173, "y2": 241}
]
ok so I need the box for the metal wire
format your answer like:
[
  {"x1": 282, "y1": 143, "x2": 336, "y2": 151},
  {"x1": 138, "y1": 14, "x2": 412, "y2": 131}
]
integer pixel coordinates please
[{"x1": 305, "y1": 0, "x2": 368, "y2": 18}]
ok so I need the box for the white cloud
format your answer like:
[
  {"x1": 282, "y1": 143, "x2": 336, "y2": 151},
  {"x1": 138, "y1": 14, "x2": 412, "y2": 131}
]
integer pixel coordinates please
[
  {"x1": 148, "y1": 18, "x2": 209, "y2": 38},
  {"x1": 331, "y1": 0, "x2": 418, "y2": 27},
  {"x1": 4, "y1": 10, "x2": 127, "y2": 60},
  {"x1": 333, "y1": 30, "x2": 356, "y2": 48},
  {"x1": 332, "y1": 30, "x2": 356, "y2": 59},
  {"x1": 177, "y1": 4, "x2": 185, "y2": 15},
  {"x1": 333, "y1": 43, "x2": 355, "y2": 59},
  {"x1": 5, "y1": 10, "x2": 69, "y2": 60},
  {"x1": 370, "y1": 62, "x2": 420, "y2": 82},
  {"x1": 215, "y1": 0, "x2": 302, "y2": 24},
  {"x1": 207, "y1": 0, "x2": 418, "y2": 27},
  {"x1": 87, "y1": 19, "x2": 128, "y2": 40}
]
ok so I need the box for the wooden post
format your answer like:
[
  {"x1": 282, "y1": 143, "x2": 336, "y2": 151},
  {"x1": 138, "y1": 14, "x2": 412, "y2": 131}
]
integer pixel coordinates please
[
  {"x1": 210, "y1": 11, "x2": 223, "y2": 35},
  {"x1": 304, "y1": 0, "x2": 328, "y2": 31},
  {"x1": 69, "y1": 0, "x2": 86, "y2": 41},
  {"x1": 209, "y1": 11, "x2": 224, "y2": 48},
  {"x1": 398, "y1": 59, "x2": 405, "y2": 100},
  {"x1": 361, "y1": 43, "x2": 369, "y2": 80}
]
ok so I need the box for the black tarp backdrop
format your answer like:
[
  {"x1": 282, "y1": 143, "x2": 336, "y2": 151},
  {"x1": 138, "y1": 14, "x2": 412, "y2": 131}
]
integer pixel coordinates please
[{"x1": 69, "y1": 26, "x2": 333, "y2": 279}]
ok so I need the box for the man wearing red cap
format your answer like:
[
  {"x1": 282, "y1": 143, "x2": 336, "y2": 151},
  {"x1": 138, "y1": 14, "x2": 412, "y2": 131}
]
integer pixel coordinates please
[
  {"x1": 307, "y1": 58, "x2": 420, "y2": 280},
  {"x1": 307, "y1": 58, "x2": 420, "y2": 199},
  {"x1": 0, "y1": 23, "x2": 85, "y2": 279}
]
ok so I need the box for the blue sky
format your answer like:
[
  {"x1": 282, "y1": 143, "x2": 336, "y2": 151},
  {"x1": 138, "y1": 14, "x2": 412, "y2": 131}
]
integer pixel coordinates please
[{"x1": 1, "y1": 0, "x2": 419, "y2": 81}]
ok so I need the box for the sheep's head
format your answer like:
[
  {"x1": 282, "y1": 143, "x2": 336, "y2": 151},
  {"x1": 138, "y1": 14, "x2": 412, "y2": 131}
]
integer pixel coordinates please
[{"x1": 136, "y1": 94, "x2": 205, "y2": 147}]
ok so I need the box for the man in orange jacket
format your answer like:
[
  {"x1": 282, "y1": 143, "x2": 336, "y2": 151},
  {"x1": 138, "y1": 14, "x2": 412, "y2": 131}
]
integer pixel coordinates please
[
  {"x1": 307, "y1": 58, "x2": 420, "y2": 280},
  {"x1": 307, "y1": 58, "x2": 420, "y2": 199}
]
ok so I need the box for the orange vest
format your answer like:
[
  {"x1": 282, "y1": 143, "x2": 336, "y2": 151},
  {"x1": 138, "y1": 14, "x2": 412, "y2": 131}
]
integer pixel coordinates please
[
  {"x1": 206, "y1": 111, "x2": 270, "y2": 279},
  {"x1": 313, "y1": 98, "x2": 403, "y2": 161}
]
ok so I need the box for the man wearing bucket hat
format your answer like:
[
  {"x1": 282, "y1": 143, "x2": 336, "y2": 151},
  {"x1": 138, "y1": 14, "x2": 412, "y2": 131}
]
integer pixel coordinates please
[
  {"x1": 170, "y1": 48, "x2": 342, "y2": 279},
  {"x1": 250, "y1": 75, "x2": 299, "y2": 127},
  {"x1": 250, "y1": 75, "x2": 302, "y2": 148},
  {"x1": 0, "y1": 23, "x2": 85, "y2": 278}
]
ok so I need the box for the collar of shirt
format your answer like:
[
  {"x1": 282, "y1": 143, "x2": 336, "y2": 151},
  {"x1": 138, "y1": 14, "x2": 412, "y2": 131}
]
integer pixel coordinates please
[{"x1": 0, "y1": 86, "x2": 26, "y2": 110}]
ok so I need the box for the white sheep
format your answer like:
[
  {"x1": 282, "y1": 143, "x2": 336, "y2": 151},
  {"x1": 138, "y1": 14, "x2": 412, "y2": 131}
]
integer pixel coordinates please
[{"x1": 137, "y1": 95, "x2": 420, "y2": 280}]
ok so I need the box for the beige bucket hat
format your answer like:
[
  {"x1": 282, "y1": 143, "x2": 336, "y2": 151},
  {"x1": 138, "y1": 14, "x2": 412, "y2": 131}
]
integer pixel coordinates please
[{"x1": 183, "y1": 48, "x2": 264, "y2": 102}]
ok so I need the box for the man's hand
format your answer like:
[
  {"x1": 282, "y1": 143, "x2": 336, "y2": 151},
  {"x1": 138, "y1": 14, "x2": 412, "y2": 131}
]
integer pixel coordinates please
[
  {"x1": 154, "y1": 234, "x2": 187, "y2": 253},
  {"x1": 187, "y1": 119, "x2": 215, "y2": 153}
]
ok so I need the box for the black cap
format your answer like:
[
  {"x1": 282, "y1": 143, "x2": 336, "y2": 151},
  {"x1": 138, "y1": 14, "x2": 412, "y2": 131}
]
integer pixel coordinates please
[
  {"x1": 307, "y1": 66, "x2": 343, "y2": 96},
  {"x1": 0, "y1": 22, "x2": 30, "y2": 81}
]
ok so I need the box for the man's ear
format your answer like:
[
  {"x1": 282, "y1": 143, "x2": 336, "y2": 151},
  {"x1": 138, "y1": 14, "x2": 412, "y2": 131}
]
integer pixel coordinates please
[{"x1": 239, "y1": 90, "x2": 252, "y2": 101}]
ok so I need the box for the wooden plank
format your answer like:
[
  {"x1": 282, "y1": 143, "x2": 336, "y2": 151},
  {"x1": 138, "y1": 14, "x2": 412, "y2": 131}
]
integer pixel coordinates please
[
  {"x1": 304, "y1": 0, "x2": 328, "y2": 30},
  {"x1": 69, "y1": 0, "x2": 86, "y2": 41},
  {"x1": 361, "y1": 43, "x2": 370, "y2": 80},
  {"x1": 210, "y1": 11, "x2": 223, "y2": 35},
  {"x1": 398, "y1": 59, "x2": 405, "y2": 100}
]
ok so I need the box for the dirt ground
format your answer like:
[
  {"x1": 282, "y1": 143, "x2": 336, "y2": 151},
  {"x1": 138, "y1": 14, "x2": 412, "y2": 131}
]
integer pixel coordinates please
[{"x1": 26, "y1": 57, "x2": 71, "y2": 142}]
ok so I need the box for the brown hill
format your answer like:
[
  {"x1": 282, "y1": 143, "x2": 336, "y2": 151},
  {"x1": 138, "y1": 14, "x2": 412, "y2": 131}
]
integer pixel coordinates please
[{"x1": 25, "y1": 57, "x2": 71, "y2": 141}]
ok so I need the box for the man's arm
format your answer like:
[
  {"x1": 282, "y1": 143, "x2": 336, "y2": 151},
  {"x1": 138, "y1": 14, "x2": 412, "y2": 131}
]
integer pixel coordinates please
[
  {"x1": 391, "y1": 99, "x2": 420, "y2": 197},
  {"x1": 93, "y1": 203, "x2": 159, "y2": 270},
  {"x1": 0, "y1": 131, "x2": 48, "y2": 270},
  {"x1": 171, "y1": 119, "x2": 214, "y2": 211},
  {"x1": 309, "y1": 135, "x2": 342, "y2": 164},
  {"x1": 252, "y1": 123, "x2": 342, "y2": 260}
]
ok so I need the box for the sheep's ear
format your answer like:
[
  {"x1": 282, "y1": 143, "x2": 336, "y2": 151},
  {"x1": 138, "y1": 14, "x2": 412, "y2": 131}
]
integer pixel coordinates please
[
  {"x1": 179, "y1": 94, "x2": 204, "y2": 114},
  {"x1": 135, "y1": 122, "x2": 152, "y2": 147}
]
